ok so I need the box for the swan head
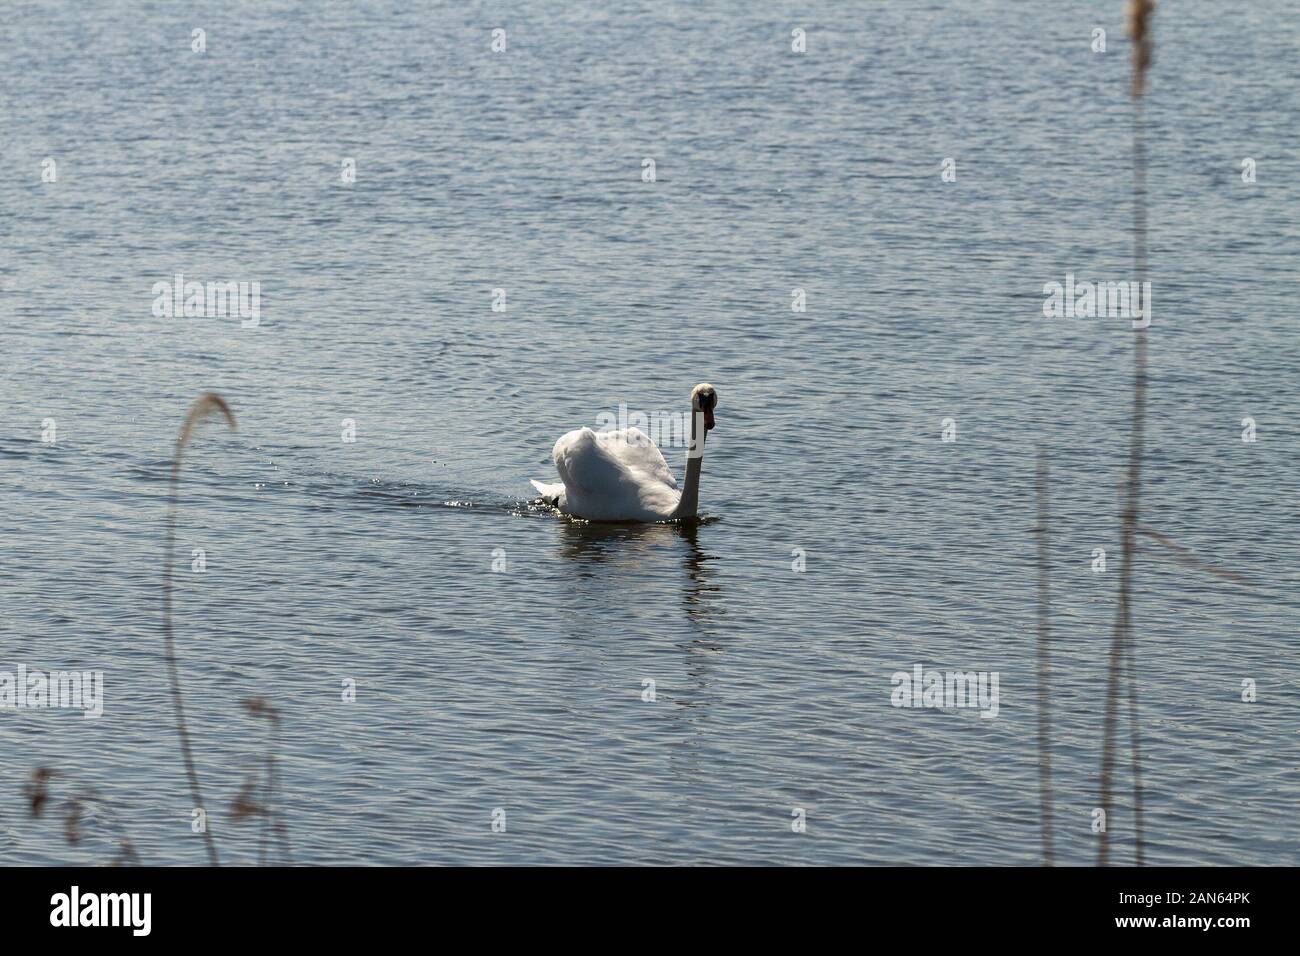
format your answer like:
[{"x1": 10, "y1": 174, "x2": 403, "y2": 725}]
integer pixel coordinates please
[{"x1": 691, "y1": 382, "x2": 717, "y2": 431}]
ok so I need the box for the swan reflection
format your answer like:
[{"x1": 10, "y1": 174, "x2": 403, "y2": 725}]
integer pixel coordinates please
[{"x1": 553, "y1": 517, "x2": 721, "y2": 622}]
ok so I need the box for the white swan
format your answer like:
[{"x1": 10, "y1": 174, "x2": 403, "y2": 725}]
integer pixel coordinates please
[{"x1": 530, "y1": 383, "x2": 718, "y2": 522}]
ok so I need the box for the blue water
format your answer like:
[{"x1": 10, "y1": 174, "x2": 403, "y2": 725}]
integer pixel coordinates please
[{"x1": 1, "y1": 1, "x2": 1297, "y2": 865}]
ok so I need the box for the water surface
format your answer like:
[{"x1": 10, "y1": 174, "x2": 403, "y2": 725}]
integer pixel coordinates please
[{"x1": 1, "y1": 0, "x2": 1297, "y2": 865}]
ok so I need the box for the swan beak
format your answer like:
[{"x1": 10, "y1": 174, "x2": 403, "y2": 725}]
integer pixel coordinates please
[{"x1": 704, "y1": 408, "x2": 715, "y2": 431}]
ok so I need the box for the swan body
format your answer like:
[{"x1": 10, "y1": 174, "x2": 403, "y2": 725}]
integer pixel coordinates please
[{"x1": 530, "y1": 383, "x2": 718, "y2": 522}]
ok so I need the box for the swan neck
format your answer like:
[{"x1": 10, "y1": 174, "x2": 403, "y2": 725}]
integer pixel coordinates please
[{"x1": 673, "y1": 410, "x2": 707, "y2": 519}]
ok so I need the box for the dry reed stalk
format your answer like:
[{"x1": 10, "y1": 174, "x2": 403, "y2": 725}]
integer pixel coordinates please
[
  {"x1": 241, "y1": 697, "x2": 291, "y2": 865},
  {"x1": 1034, "y1": 451, "x2": 1055, "y2": 865},
  {"x1": 23, "y1": 767, "x2": 141, "y2": 864},
  {"x1": 162, "y1": 393, "x2": 237, "y2": 867},
  {"x1": 1138, "y1": 526, "x2": 1249, "y2": 583},
  {"x1": 1098, "y1": 0, "x2": 1155, "y2": 867}
]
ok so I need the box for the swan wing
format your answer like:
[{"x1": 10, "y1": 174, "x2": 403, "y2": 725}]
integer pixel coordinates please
[
  {"x1": 599, "y1": 427, "x2": 678, "y2": 491},
  {"x1": 552, "y1": 427, "x2": 679, "y2": 520}
]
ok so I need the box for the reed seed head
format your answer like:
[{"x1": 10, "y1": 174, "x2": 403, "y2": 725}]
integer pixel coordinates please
[{"x1": 1127, "y1": 0, "x2": 1156, "y2": 97}]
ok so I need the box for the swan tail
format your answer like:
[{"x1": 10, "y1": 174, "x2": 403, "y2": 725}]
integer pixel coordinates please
[{"x1": 530, "y1": 479, "x2": 566, "y2": 507}]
